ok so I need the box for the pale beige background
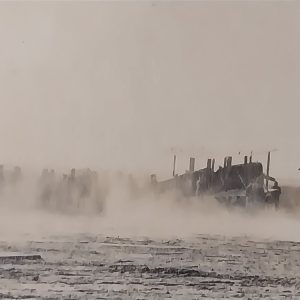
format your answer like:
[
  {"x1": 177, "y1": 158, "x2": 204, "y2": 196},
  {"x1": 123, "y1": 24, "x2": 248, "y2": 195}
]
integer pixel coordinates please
[{"x1": 0, "y1": 1, "x2": 299, "y2": 182}]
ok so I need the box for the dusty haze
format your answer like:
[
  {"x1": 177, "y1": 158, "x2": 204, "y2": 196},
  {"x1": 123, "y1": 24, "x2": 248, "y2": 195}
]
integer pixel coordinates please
[
  {"x1": 0, "y1": 1, "x2": 299, "y2": 181},
  {"x1": 0, "y1": 1, "x2": 300, "y2": 241},
  {"x1": 0, "y1": 173, "x2": 298, "y2": 242}
]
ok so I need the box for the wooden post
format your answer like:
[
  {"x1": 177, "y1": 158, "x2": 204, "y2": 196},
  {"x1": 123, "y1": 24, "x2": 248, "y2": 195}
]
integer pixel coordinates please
[
  {"x1": 206, "y1": 159, "x2": 212, "y2": 189},
  {"x1": 227, "y1": 156, "x2": 232, "y2": 168},
  {"x1": 212, "y1": 159, "x2": 215, "y2": 172},
  {"x1": 244, "y1": 156, "x2": 248, "y2": 164},
  {"x1": 173, "y1": 155, "x2": 176, "y2": 177},
  {"x1": 150, "y1": 174, "x2": 157, "y2": 185},
  {"x1": 266, "y1": 151, "x2": 270, "y2": 191},
  {"x1": 189, "y1": 157, "x2": 195, "y2": 173},
  {"x1": 207, "y1": 159, "x2": 212, "y2": 170}
]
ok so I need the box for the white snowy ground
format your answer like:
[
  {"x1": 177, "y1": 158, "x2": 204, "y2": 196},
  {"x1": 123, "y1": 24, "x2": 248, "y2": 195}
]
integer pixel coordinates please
[{"x1": 1, "y1": 232, "x2": 300, "y2": 299}]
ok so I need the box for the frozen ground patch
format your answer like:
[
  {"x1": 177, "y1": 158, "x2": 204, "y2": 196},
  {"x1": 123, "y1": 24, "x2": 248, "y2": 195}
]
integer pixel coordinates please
[{"x1": 0, "y1": 234, "x2": 299, "y2": 299}]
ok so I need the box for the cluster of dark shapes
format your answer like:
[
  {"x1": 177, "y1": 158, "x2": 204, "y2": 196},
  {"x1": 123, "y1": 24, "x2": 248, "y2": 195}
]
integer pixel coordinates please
[
  {"x1": 37, "y1": 168, "x2": 107, "y2": 213},
  {"x1": 151, "y1": 156, "x2": 281, "y2": 208},
  {"x1": 0, "y1": 165, "x2": 22, "y2": 192}
]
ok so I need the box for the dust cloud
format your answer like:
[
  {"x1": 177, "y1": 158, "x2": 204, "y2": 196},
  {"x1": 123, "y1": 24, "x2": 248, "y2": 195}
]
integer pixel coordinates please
[
  {"x1": 0, "y1": 2, "x2": 300, "y2": 244},
  {"x1": 0, "y1": 170, "x2": 299, "y2": 243}
]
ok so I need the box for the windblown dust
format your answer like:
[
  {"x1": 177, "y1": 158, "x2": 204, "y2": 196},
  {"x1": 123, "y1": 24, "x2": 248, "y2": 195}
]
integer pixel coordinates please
[{"x1": 0, "y1": 174, "x2": 299, "y2": 243}]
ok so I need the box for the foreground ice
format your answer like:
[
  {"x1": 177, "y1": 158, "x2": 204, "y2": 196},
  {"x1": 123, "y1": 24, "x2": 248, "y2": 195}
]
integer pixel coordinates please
[{"x1": 0, "y1": 233, "x2": 299, "y2": 299}]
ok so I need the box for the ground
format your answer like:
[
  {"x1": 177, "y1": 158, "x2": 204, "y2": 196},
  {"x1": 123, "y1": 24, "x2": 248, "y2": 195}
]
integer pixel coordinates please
[{"x1": 1, "y1": 233, "x2": 300, "y2": 299}]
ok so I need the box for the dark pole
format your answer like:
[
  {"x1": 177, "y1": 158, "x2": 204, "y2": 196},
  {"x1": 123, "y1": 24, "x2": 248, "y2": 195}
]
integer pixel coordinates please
[
  {"x1": 173, "y1": 155, "x2": 176, "y2": 177},
  {"x1": 189, "y1": 157, "x2": 195, "y2": 173},
  {"x1": 266, "y1": 151, "x2": 271, "y2": 191}
]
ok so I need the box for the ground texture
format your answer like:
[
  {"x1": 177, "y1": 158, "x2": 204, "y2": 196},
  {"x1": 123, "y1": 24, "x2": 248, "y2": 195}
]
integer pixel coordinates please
[{"x1": 0, "y1": 234, "x2": 300, "y2": 299}]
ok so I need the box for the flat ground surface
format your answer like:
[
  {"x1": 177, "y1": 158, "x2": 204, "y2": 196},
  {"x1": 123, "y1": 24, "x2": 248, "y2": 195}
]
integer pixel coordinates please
[{"x1": 1, "y1": 234, "x2": 300, "y2": 299}]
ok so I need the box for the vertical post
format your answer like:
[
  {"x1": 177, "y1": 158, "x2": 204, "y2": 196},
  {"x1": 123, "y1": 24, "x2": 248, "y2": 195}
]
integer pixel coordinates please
[
  {"x1": 212, "y1": 159, "x2": 215, "y2": 172},
  {"x1": 150, "y1": 174, "x2": 157, "y2": 185},
  {"x1": 249, "y1": 151, "x2": 253, "y2": 163},
  {"x1": 227, "y1": 156, "x2": 232, "y2": 168},
  {"x1": 244, "y1": 156, "x2": 249, "y2": 186},
  {"x1": 173, "y1": 155, "x2": 177, "y2": 177},
  {"x1": 266, "y1": 151, "x2": 271, "y2": 191},
  {"x1": 189, "y1": 157, "x2": 195, "y2": 173},
  {"x1": 207, "y1": 159, "x2": 212, "y2": 170},
  {"x1": 206, "y1": 159, "x2": 212, "y2": 189}
]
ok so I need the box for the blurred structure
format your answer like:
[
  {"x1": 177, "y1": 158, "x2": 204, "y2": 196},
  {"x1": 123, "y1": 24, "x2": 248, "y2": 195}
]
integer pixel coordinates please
[
  {"x1": 37, "y1": 168, "x2": 106, "y2": 214},
  {"x1": 152, "y1": 152, "x2": 281, "y2": 209},
  {"x1": 11, "y1": 166, "x2": 22, "y2": 186}
]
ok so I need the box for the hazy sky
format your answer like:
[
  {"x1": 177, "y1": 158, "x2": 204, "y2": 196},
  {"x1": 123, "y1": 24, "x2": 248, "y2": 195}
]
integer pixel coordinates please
[{"x1": 0, "y1": 1, "x2": 300, "y2": 181}]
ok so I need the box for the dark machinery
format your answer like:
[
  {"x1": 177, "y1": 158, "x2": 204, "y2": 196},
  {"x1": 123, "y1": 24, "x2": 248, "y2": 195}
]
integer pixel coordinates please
[{"x1": 151, "y1": 153, "x2": 281, "y2": 208}]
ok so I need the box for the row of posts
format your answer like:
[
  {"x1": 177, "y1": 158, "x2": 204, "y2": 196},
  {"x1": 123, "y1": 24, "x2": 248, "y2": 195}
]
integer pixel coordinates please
[{"x1": 188, "y1": 157, "x2": 216, "y2": 173}]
